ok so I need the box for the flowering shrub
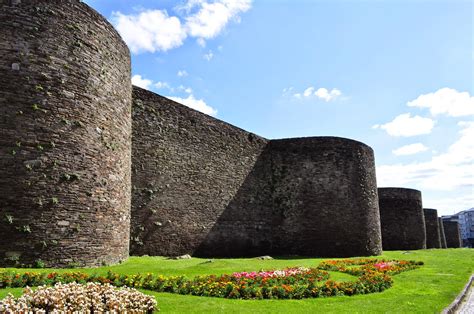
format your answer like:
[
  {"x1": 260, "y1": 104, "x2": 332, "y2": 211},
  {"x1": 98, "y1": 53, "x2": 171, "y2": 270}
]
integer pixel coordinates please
[
  {"x1": 0, "y1": 259, "x2": 422, "y2": 301},
  {"x1": 232, "y1": 267, "x2": 310, "y2": 279},
  {"x1": 317, "y1": 258, "x2": 423, "y2": 276},
  {"x1": 0, "y1": 282, "x2": 157, "y2": 313}
]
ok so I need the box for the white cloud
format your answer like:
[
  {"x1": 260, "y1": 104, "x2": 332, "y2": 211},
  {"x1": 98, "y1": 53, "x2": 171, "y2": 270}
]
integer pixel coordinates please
[
  {"x1": 177, "y1": 70, "x2": 188, "y2": 77},
  {"x1": 168, "y1": 94, "x2": 217, "y2": 116},
  {"x1": 112, "y1": 10, "x2": 187, "y2": 53},
  {"x1": 292, "y1": 86, "x2": 342, "y2": 102},
  {"x1": 196, "y1": 37, "x2": 206, "y2": 47},
  {"x1": 131, "y1": 74, "x2": 153, "y2": 90},
  {"x1": 377, "y1": 121, "x2": 474, "y2": 191},
  {"x1": 154, "y1": 81, "x2": 171, "y2": 90},
  {"x1": 407, "y1": 88, "x2": 474, "y2": 117},
  {"x1": 203, "y1": 50, "x2": 214, "y2": 61},
  {"x1": 184, "y1": 0, "x2": 252, "y2": 45},
  {"x1": 112, "y1": 0, "x2": 252, "y2": 54},
  {"x1": 373, "y1": 113, "x2": 435, "y2": 137},
  {"x1": 392, "y1": 143, "x2": 429, "y2": 156},
  {"x1": 314, "y1": 88, "x2": 342, "y2": 102},
  {"x1": 424, "y1": 194, "x2": 474, "y2": 216},
  {"x1": 178, "y1": 85, "x2": 193, "y2": 94},
  {"x1": 303, "y1": 87, "x2": 314, "y2": 97}
]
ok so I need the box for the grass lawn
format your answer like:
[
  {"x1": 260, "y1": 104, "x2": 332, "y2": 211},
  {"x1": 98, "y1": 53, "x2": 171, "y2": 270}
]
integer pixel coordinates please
[{"x1": 1, "y1": 249, "x2": 472, "y2": 313}]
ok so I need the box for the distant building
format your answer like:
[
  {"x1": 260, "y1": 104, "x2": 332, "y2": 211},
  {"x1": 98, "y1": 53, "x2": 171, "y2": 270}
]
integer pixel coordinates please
[
  {"x1": 443, "y1": 208, "x2": 474, "y2": 248},
  {"x1": 458, "y1": 209, "x2": 474, "y2": 248}
]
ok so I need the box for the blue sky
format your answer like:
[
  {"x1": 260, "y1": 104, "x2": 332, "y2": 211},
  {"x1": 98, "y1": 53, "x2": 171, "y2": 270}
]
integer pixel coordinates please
[{"x1": 84, "y1": 0, "x2": 473, "y2": 215}]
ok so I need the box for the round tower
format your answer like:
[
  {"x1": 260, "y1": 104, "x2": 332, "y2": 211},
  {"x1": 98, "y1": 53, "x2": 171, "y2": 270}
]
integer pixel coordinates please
[
  {"x1": 271, "y1": 137, "x2": 382, "y2": 257},
  {"x1": 438, "y1": 217, "x2": 447, "y2": 248},
  {"x1": 423, "y1": 208, "x2": 441, "y2": 248},
  {"x1": 442, "y1": 220, "x2": 462, "y2": 248},
  {"x1": 0, "y1": 0, "x2": 131, "y2": 267},
  {"x1": 378, "y1": 188, "x2": 426, "y2": 250}
]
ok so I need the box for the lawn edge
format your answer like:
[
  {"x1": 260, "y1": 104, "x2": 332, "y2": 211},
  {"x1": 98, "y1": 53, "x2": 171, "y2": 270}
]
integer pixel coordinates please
[{"x1": 442, "y1": 274, "x2": 474, "y2": 314}]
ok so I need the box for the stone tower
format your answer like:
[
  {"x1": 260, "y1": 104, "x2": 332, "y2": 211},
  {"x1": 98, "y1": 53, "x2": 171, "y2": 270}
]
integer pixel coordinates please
[
  {"x1": 0, "y1": 0, "x2": 132, "y2": 267},
  {"x1": 378, "y1": 188, "x2": 426, "y2": 250},
  {"x1": 423, "y1": 208, "x2": 441, "y2": 248}
]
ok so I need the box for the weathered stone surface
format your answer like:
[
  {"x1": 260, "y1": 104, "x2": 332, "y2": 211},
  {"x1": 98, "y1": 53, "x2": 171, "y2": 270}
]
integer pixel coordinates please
[
  {"x1": 378, "y1": 188, "x2": 426, "y2": 250},
  {"x1": 439, "y1": 217, "x2": 447, "y2": 248},
  {"x1": 131, "y1": 87, "x2": 270, "y2": 257},
  {"x1": 443, "y1": 220, "x2": 462, "y2": 248},
  {"x1": 131, "y1": 87, "x2": 382, "y2": 258},
  {"x1": 423, "y1": 208, "x2": 441, "y2": 248},
  {"x1": 268, "y1": 137, "x2": 382, "y2": 257},
  {"x1": 0, "y1": 0, "x2": 131, "y2": 267}
]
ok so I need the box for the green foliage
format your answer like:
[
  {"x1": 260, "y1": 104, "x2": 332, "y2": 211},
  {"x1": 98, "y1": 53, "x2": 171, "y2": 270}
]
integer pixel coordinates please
[
  {"x1": 34, "y1": 259, "x2": 45, "y2": 269},
  {"x1": 16, "y1": 225, "x2": 31, "y2": 234},
  {"x1": 4, "y1": 215, "x2": 13, "y2": 225}
]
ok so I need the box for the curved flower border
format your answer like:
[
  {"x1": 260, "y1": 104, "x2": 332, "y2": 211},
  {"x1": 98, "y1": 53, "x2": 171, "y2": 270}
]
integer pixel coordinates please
[{"x1": 0, "y1": 259, "x2": 423, "y2": 300}]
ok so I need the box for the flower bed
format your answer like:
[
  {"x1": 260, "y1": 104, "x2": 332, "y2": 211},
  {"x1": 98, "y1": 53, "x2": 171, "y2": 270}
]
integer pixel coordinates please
[
  {"x1": 317, "y1": 258, "x2": 424, "y2": 276},
  {"x1": 0, "y1": 282, "x2": 157, "y2": 313},
  {"x1": 0, "y1": 259, "x2": 423, "y2": 300}
]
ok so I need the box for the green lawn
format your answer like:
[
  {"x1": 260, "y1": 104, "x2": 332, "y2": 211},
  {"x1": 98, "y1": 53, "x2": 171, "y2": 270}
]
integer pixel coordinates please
[{"x1": 1, "y1": 249, "x2": 473, "y2": 313}]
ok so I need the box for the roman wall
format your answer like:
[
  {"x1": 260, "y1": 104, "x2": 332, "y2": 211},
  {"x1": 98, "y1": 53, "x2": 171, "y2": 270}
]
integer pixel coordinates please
[
  {"x1": 378, "y1": 188, "x2": 426, "y2": 250},
  {"x1": 423, "y1": 208, "x2": 441, "y2": 248},
  {"x1": 131, "y1": 87, "x2": 382, "y2": 257},
  {"x1": 438, "y1": 217, "x2": 447, "y2": 248},
  {"x1": 0, "y1": 0, "x2": 131, "y2": 267},
  {"x1": 442, "y1": 220, "x2": 462, "y2": 248}
]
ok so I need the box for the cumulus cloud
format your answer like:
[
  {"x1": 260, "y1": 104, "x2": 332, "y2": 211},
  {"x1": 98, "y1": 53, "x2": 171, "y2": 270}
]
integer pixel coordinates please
[
  {"x1": 112, "y1": 10, "x2": 187, "y2": 53},
  {"x1": 392, "y1": 143, "x2": 429, "y2": 156},
  {"x1": 177, "y1": 70, "x2": 188, "y2": 77},
  {"x1": 184, "y1": 0, "x2": 252, "y2": 44},
  {"x1": 373, "y1": 113, "x2": 435, "y2": 137},
  {"x1": 314, "y1": 88, "x2": 342, "y2": 102},
  {"x1": 154, "y1": 81, "x2": 172, "y2": 90},
  {"x1": 407, "y1": 88, "x2": 474, "y2": 117},
  {"x1": 377, "y1": 121, "x2": 474, "y2": 191},
  {"x1": 168, "y1": 94, "x2": 217, "y2": 116},
  {"x1": 131, "y1": 74, "x2": 153, "y2": 90},
  {"x1": 303, "y1": 87, "x2": 314, "y2": 97},
  {"x1": 112, "y1": 0, "x2": 252, "y2": 54},
  {"x1": 203, "y1": 50, "x2": 214, "y2": 61},
  {"x1": 292, "y1": 86, "x2": 342, "y2": 102}
]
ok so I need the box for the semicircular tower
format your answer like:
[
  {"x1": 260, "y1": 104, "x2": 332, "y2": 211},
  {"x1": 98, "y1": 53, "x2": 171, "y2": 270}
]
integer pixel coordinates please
[
  {"x1": 442, "y1": 220, "x2": 462, "y2": 248},
  {"x1": 271, "y1": 137, "x2": 382, "y2": 257},
  {"x1": 378, "y1": 188, "x2": 426, "y2": 250},
  {"x1": 423, "y1": 208, "x2": 441, "y2": 248},
  {"x1": 438, "y1": 217, "x2": 447, "y2": 248},
  {"x1": 0, "y1": 0, "x2": 131, "y2": 267}
]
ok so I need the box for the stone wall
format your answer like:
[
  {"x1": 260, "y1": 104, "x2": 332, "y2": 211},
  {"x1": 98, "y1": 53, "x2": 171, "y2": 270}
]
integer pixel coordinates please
[
  {"x1": 0, "y1": 0, "x2": 131, "y2": 267},
  {"x1": 131, "y1": 87, "x2": 270, "y2": 257},
  {"x1": 443, "y1": 220, "x2": 462, "y2": 248},
  {"x1": 132, "y1": 87, "x2": 382, "y2": 257},
  {"x1": 269, "y1": 137, "x2": 382, "y2": 257},
  {"x1": 378, "y1": 188, "x2": 426, "y2": 250},
  {"x1": 438, "y1": 217, "x2": 447, "y2": 248},
  {"x1": 423, "y1": 208, "x2": 441, "y2": 248}
]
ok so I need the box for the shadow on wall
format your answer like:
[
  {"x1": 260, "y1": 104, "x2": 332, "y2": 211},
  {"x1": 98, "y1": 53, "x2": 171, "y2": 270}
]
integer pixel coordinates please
[
  {"x1": 194, "y1": 145, "x2": 277, "y2": 257},
  {"x1": 195, "y1": 137, "x2": 383, "y2": 258},
  {"x1": 130, "y1": 87, "x2": 382, "y2": 258}
]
